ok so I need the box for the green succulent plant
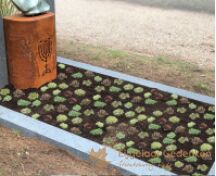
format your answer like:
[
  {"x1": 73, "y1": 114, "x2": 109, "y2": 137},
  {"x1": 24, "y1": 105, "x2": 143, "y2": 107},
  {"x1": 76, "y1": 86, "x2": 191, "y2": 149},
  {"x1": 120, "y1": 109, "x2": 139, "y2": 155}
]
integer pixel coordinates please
[
  {"x1": 119, "y1": 93, "x2": 130, "y2": 100},
  {"x1": 208, "y1": 106, "x2": 215, "y2": 113},
  {"x1": 84, "y1": 109, "x2": 95, "y2": 116},
  {"x1": 185, "y1": 156, "x2": 198, "y2": 163},
  {"x1": 94, "y1": 76, "x2": 103, "y2": 82},
  {"x1": 56, "y1": 114, "x2": 68, "y2": 122},
  {"x1": 123, "y1": 84, "x2": 134, "y2": 91},
  {"x1": 144, "y1": 92, "x2": 152, "y2": 98},
  {"x1": 72, "y1": 72, "x2": 83, "y2": 79},
  {"x1": 125, "y1": 111, "x2": 136, "y2": 118},
  {"x1": 113, "y1": 109, "x2": 124, "y2": 116},
  {"x1": 40, "y1": 86, "x2": 49, "y2": 92},
  {"x1": 189, "y1": 149, "x2": 199, "y2": 156},
  {"x1": 17, "y1": 99, "x2": 31, "y2": 107},
  {"x1": 93, "y1": 94, "x2": 101, "y2": 101},
  {"x1": 72, "y1": 104, "x2": 82, "y2": 111},
  {"x1": 124, "y1": 102, "x2": 133, "y2": 109},
  {"x1": 137, "y1": 114, "x2": 147, "y2": 121},
  {"x1": 171, "y1": 94, "x2": 178, "y2": 99},
  {"x1": 111, "y1": 101, "x2": 122, "y2": 108},
  {"x1": 80, "y1": 98, "x2": 91, "y2": 106},
  {"x1": 90, "y1": 128, "x2": 103, "y2": 136},
  {"x1": 129, "y1": 118, "x2": 139, "y2": 125},
  {"x1": 54, "y1": 96, "x2": 66, "y2": 103},
  {"x1": 58, "y1": 63, "x2": 66, "y2": 69},
  {"x1": 178, "y1": 137, "x2": 189, "y2": 144},
  {"x1": 109, "y1": 86, "x2": 121, "y2": 93},
  {"x1": 200, "y1": 143, "x2": 213, "y2": 151},
  {"x1": 32, "y1": 100, "x2": 41, "y2": 107},
  {"x1": 148, "y1": 157, "x2": 162, "y2": 164},
  {"x1": 126, "y1": 141, "x2": 135, "y2": 147},
  {"x1": 59, "y1": 83, "x2": 69, "y2": 90},
  {"x1": 74, "y1": 89, "x2": 86, "y2": 97},
  {"x1": 135, "y1": 106, "x2": 145, "y2": 113},
  {"x1": 116, "y1": 132, "x2": 126, "y2": 139},
  {"x1": 167, "y1": 132, "x2": 176, "y2": 139},
  {"x1": 94, "y1": 86, "x2": 105, "y2": 93},
  {"x1": 94, "y1": 101, "x2": 107, "y2": 108},
  {"x1": 31, "y1": 113, "x2": 40, "y2": 119},
  {"x1": 145, "y1": 98, "x2": 157, "y2": 105},
  {"x1": 59, "y1": 123, "x2": 68, "y2": 129},
  {"x1": 189, "y1": 113, "x2": 200, "y2": 120},
  {"x1": 138, "y1": 131, "x2": 149, "y2": 139},
  {"x1": 114, "y1": 79, "x2": 124, "y2": 85},
  {"x1": 189, "y1": 128, "x2": 201, "y2": 135},
  {"x1": 174, "y1": 161, "x2": 184, "y2": 168},
  {"x1": 207, "y1": 136, "x2": 215, "y2": 143},
  {"x1": 96, "y1": 121, "x2": 104, "y2": 128},
  {"x1": 166, "y1": 100, "x2": 177, "y2": 106},
  {"x1": 169, "y1": 116, "x2": 180, "y2": 124},
  {"x1": 0, "y1": 88, "x2": 10, "y2": 96},
  {"x1": 153, "y1": 110, "x2": 163, "y2": 117},
  {"x1": 68, "y1": 110, "x2": 82, "y2": 117},
  {"x1": 43, "y1": 104, "x2": 54, "y2": 112},
  {"x1": 147, "y1": 116, "x2": 156, "y2": 123},
  {"x1": 148, "y1": 124, "x2": 161, "y2": 130},
  {"x1": 166, "y1": 144, "x2": 177, "y2": 151},
  {"x1": 48, "y1": 82, "x2": 57, "y2": 89},
  {"x1": 3, "y1": 95, "x2": 12, "y2": 102},
  {"x1": 82, "y1": 80, "x2": 92, "y2": 86},
  {"x1": 106, "y1": 116, "x2": 118, "y2": 124},
  {"x1": 187, "y1": 122, "x2": 196, "y2": 128},
  {"x1": 127, "y1": 148, "x2": 140, "y2": 155},
  {"x1": 205, "y1": 128, "x2": 214, "y2": 135},
  {"x1": 204, "y1": 113, "x2": 214, "y2": 120},
  {"x1": 20, "y1": 108, "x2": 31, "y2": 115},
  {"x1": 163, "y1": 137, "x2": 175, "y2": 145},
  {"x1": 151, "y1": 142, "x2": 162, "y2": 149},
  {"x1": 197, "y1": 164, "x2": 208, "y2": 172},
  {"x1": 113, "y1": 143, "x2": 126, "y2": 151},
  {"x1": 134, "y1": 87, "x2": 144, "y2": 93},
  {"x1": 103, "y1": 137, "x2": 116, "y2": 146},
  {"x1": 53, "y1": 89, "x2": 61, "y2": 96},
  {"x1": 27, "y1": 92, "x2": 39, "y2": 101},
  {"x1": 177, "y1": 107, "x2": 187, "y2": 114},
  {"x1": 189, "y1": 103, "x2": 197, "y2": 109},
  {"x1": 71, "y1": 117, "x2": 83, "y2": 125}
]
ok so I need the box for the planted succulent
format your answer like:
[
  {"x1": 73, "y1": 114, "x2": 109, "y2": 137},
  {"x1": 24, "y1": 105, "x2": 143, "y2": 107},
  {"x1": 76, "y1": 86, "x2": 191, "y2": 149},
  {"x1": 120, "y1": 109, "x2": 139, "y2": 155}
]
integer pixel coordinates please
[
  {"x1": 203, "y1": 113, "x2": 214, "y2": 120},
  {"x1": 72, "y1": 72, "x2": 83, "y2": 79},
  {"x1": 174, "y1": 161, "x2": 184, "y2": 168},
  {"x1": 70, "y1": 80, "x2": 80, "y2": 88},
  {"x1": 59, "y1": 83, "x2": 69, "y2": 90},
  {"x1": 116, "y1": 132, "x2": 126, "y2": 139},
  {"x1": 80, "y1": 98, "x2": 91, "y2": 106},
  {"x1": 109, "y1": 86, "x2": 121, "y2": 93},
  {"x1": 197, "y1": 164, "x2": 209, "y2": 172},
  {"x1": 111, "y1": 101, "x2": 122, "y2": 108},
  {"x1": 208, "y1": 106, "x2": 215, "y2": 113},
  {"x1": 182, "y1": 164, "x2": 194, "y2": 174},
  {"x1": 84, "y1": 109, "x2": 95, "y2": 116},
  {"x1": 94, "y1": 86, "x2": 105, "y2": 93},
  {"x1": 163, "y1": 137, "x2": 176, "y2": 145},
  {"x1": 104, "y1": 95, "x2": 113, "y2": 103},
  {"x1": 40, "y1": 93, "x2": 51, "y2": 101},
  {"x1": 17, "y1": 99, "x2": 31, "y2": 107},
  {"x1": 207, "y1": 136, "x2": 215, "y2": 143},
  {"x1": 144, "y1": 92, "x2": 152, "y2": 98},
  {"x1": 171, "y1": 94, "x2": 178, "y2": 99},
  {"x1": 167, "y1": 132, "x2": 176, "y2": 139},
  {"x1": 113, "y1": 108, "x2": 124, "y2": 116},
  {"x1": 138, "y1": 131, "x2": 149, "y2": 139},
  {"x1": 127, "y1": 148, "x2": 140, "y2": 155},
  {"x1": 94, "y1": 76, "x2": 103, "y2": 82},
  {"x1": 28, "y1": 92, "x2": 39, "y2": 101},
  {"x1": 187, "y1": 121, "x2": 196, "y2": 128},
  {"x1": 13, "y1": 89, "x2": 25, "y2": 98},
  {"x1": 148, "y1": 124, "x2": 161, "y2": 130},
  {"x1": 72, "y1": 104, "x2": 82, "y2": 111},
  {"x1": 102, "y1": 137, "x2": 116, "y2": 146},
  {"x1": 97, "y1": 110, "x2": 108, "y2": 118},
  {"x1": 54, "y1": 96, "x2": 66, "y2": 103},
  {"x1": 48, "y1": 82, "x2": 57, "y2": 89},
  {"x1": 0, "y1": 88, "x2": 10, "y2": 96},
  {"x1": 189, "y1": 113, "x2": 200, "y2": 120},
  {"x1": 20, "y1": 108, "x2": 31, "y2": 115},
  {"x1": 147, "y1": 116, "x2": 156, "y2": 123},
  {"x1": 94, "y1": 101, "x2": 107, "y2": 108},
  {"x1": 125, "y1": 111, "x2": 136, "y2": 118},
  {"x1": 57, "y1": 73, "x2": 67, "y2": 80},
  {"x1": 185, "y1": 156, "x2": 198, "y2": 163},
  {"x1": 191, "y1": 137, "x2": 203, "y2": 145},
  {"x1": 145, "y1": 98, "x2": 157, "y2": 105},
  {"x1": 123, "y1": 84, "x2": 134, "y2": 91},
  {"x1": 129, "y1": 118, "x2": 138, "y2": 125},
  {"x1": 71, "y1": 117, "x2": 83, "y2": 125},
  {"x1": 175, "y1": 126, "x2": 186, "y2": 134},
  {"x1": 101, "y1": 79, "x2": 112, "y2": 87},
  {"x1": 59, "y1": 123, "x2": 68, "y2": 129},
  {"x1": 119, "y1": 93, "x2": 130, "y2": 100},
  {"x1": 137, "y1": 114, "x2": 147, "y2": 121},
  {"x1": 113, "y1": 143, "x2": 126, "y2": 151},
  {"x1": 189, "y1": 103, "x2": 197, "y2": 110},
  {"x1": 152, "y1": 132, "x2": 162, "y2": 140},
  {"x1": 124, "y1": 102, "x2": 133, "y2": 109},
  {"x1": 166, "y1": 100, "x2": 177, "y2": 106},
  {"x1": 200, "y1": 143, "x2": 213, "y2": 151},
  {"x1": 43, "y1": 104, "x2": 54, "y2": 112},
  {"x1": 126, "y1": 141, "x2": 135, "y2": 147},
  {"x1": 57, "y1": 104, "x2": 69, "y2": 113},
  {"x1": 135, "y1": 106, "x2": 145, "y2": 113},
  {"x1": 169, "y1": 116, "x2": 180, "y2": 124},
  {"x1": 74, "y1": 89, "x2": 86, "y2": 97},
  {"x1": 189, "y1": 128, "x2": 201, "y2": 135},
  {"x1": 106, "y1": 116, "x2": 118, "y2": 124},
  {"x1": 58, "y1": 63, "x2": 66, "y2": 69},
  {"x1": 70, "y1": 127, "x2": 82, "y2": 135},
  {"x1": 153, "y1": 110, "x2": 163, "y2": 117},
  {"x1": 63, "y1": 90, "x2": 73, "y2": 98},
  {"x1": 68, "y1": 97, "x2": 78, "y2": 104},
  {"x1": 90, "y1": 128, "x2": 103, "y2": 136},
  {"x1": 40, "y1": 86, "x2": 49, "y2": 92},
  {"x1": 131, "y1": 96, "x2": 142, "y2": 103},
  {"x1": 166, "y1": 144, "x2": 177, "y2": 151},
  {"x1": 96, "y1": 121, "x2": 104, "y2": 128},
  {"x1": 3, "y1": 95, "x2": 12, "y2": 102},
  {"x1": 205, "y1": 128, "x2": 214, "y2": 135},
  {"x1": 56, "y1": 114, "x2": 68, "y2": 122},
  {"x1": 52, "y1": 89, "x2": 61, "y2": 96},
  {"x1": 178, "y1": 137, "x2": 189, "y2": 144},
  {"x1": 114, "y1": 79, "x2": 124, "y2": 85},
  {"x1": 195, "y1": 106, "x2": 205, "y2": 114},
  {"x1": 151, "y1": 142, "x2": 162, "y2": 149},
  {"x1": 189, "y1": 149, "x2": 199, "y2": 156},
  {"x1": 177, "y1": 107, "x2": 187, "y2": 114},
  {"x1": 31, "y1": 113, "x2": 40, "y2": 119},
  {"x1": 164, "y1": 107, "x2": 175, "y2": 115},
  {"x1": 68, "y1": 110, "x2": 82, "y2": 117},
  {"x1": 84, "y1": 70, "x2": 95, "y2": 77},
  {"x1": 148, "y1": 157, "x2": 162, "y2": 164},
  {"x1": 32, "y1": 100, "x2": 41, "y2": 107},
  {"x1": 82, "y1": 80, "x2": 92, "y2": 87},
  {"x1": 134, "y1": 87, "x2": 144, "y2": 94}
]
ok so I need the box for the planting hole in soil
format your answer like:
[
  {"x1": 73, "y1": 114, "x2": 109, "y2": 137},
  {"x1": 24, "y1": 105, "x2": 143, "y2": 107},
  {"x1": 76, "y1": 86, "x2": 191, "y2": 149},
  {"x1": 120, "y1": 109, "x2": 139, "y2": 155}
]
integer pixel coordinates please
[{"x1": 0, "y1": 63, "x2": 215, "y2": 176}]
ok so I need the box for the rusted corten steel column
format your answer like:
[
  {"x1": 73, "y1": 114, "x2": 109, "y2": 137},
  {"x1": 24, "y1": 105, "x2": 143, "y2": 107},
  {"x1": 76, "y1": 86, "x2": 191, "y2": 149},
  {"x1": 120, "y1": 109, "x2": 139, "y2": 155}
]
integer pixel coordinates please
[{"x1": 3, "y1": 12, "x2": 56, "y2": 89}]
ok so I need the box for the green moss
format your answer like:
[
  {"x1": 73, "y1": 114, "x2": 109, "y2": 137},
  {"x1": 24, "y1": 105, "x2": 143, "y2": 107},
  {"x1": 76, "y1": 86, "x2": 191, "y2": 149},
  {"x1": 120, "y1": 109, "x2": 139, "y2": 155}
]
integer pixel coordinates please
[
  {"x1": 166, "y1": 100, "x2": 177, "y2": 106},
  {"x1": 17, "y1": 99, "x2": 31, "y2": 107},
  {"x1": 153, "y1": 110, "x2": 163, "y2": 117},
  {"x1": 138, "y1": 132, "x2": 149, "y2": 139},
  {"x1": 59, "y1": 123, "x2": 68, "y2": 129},
  {"x1": 56, "y1": 114, "x2": 68, "y2": 122},
  {"x1": 126, "y1": 141, "x2": 135, "y2": 147},
  {"x1": 3, "y1": 95, "x2": 12, "y2": 102},
  {"x1": 166, "y1": 144, "x2": 177, "y2": 151},
  {"x1": 125, "y1": 111, "x2": 136, "y2": 118},
  {"x1": 94, "y1": 101, "x2": 107, "y2": 108},
  {"x1": 68, "y1": 110, "x2": 82, "y2": 117},
  {"x1": 174, "y1": 161, "x2": 184, "y2": 168},
  {"x1": 0, "y1": 88, "x2": 10, "y2": 96},
  {"x1": 123, "y1": 84, "x2": 134, "y2": 91},
  {"x1": 72, "y1": 72, "x2": 83, "y2": 79},
  {"x1": 163, "y1": 137, "x2": 175, "y2": 145},
  {"x1": 189, "y1": 128, "x2": 201, "y2": 135},
  {"x1": 137, "y1": 114, "x2": 147, "y2": 121},
  {"x1": 48, "y1": 82, "x2": 57, "y2": 89},
  {"x1": 151, "y1": 142, "x2": 162, "y2": 149},
  {"x1": 71, "y1": 117, "x2": 83, "y2": 125},
  {"x1": 145, "y1": 98, "x2": 157, "y2": 105},
  {"x1": 134, "y1": 87, "x2": 144, "y2": 93},
  {"x1": 94, "y1": 76, "x2": 103, "y2": 82},
  {"x1": 20, "y1": 108, "x2": 31, "y2": 115},
  {"x1": 148, "y1": 124, "x2": 161, "y2": 130},
  {"x1": 106, "y1": 116, "x2": 118, "y2": 124},
  {"x1": 32, "y1": 100, "x2": 41, "y2": 107},
  {"x1": 169, "y1": 116, "x2": 180, "y2": 123},
  {"x1": 204, "y1": 113, "x2": 215, "y2": 120},
  {"x1": 113, "y1": 143, "x2": 126, "y2": 151},
  {"x1": 124, "y1": 102, "x2": 133, "y2": 109},
  {"x1": 109, "y1": 86, "x2": 121, "y2": 93},
  {"x1": 116, "y1": 132, "x2": 126, "y2": 139},
  {"x1": 54, "y1": 96, "x2": 66, "y2": 103},
  {"x1": 127, "y1": 148, "x2": 140, "y2": 155},
  {"x1": 113, "y1": 108, "x2": 124, "y2": 116},
  {"x1": 74, "y1": 89, "x2": 86, "y2": 97},
  {"x1": 27, "y1": 92, "x2": 39, "y2": 101},
  {"x1": 129, "y1": 118, "x2": 139, "y2": 125},
  {"x1": 72, "y1": 104, "x2": 82, "y2": 111},
  {"x1": 90, "y1": 128, "x2": 103, "y2": 136},
  {"x1": 148, "y1": 157, "x2": 162, "y2": 164},
  {"x1": 200, "y1": 143, "x2": 213, "y2": 151},
  {"x1": 96, "y1": 121, "x2": 104, "y2": 128},
  {"x1": 185, "y1": 156, "x2": 198, "y2": 163}
]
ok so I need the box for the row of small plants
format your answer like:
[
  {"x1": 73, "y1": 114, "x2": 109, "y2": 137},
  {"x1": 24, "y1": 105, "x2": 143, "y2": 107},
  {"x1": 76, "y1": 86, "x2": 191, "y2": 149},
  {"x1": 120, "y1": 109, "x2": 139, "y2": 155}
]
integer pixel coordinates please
[{"x1": 0, "y1": 63, "x2": 214, "y2": 176}]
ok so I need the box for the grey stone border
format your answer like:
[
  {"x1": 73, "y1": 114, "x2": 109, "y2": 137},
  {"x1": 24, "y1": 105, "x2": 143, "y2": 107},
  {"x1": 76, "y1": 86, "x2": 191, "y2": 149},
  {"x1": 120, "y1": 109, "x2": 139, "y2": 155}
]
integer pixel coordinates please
[{"x1": 0, "y1": 57, "x2": 215, "y2": 176}]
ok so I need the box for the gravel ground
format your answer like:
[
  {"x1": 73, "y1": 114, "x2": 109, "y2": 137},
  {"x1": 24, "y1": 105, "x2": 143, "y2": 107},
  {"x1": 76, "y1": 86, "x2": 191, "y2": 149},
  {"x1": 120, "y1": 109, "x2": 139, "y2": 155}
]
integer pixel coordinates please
[{"x1": 56, "y1": 0, "x2": 214, "y2": 69}]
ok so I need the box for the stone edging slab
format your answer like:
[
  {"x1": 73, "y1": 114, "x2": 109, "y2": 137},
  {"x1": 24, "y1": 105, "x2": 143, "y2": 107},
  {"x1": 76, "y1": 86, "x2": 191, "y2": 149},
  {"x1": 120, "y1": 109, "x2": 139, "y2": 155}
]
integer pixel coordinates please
[{"x1": 0, "y1": 57, "x2": 215, "y2": 176}]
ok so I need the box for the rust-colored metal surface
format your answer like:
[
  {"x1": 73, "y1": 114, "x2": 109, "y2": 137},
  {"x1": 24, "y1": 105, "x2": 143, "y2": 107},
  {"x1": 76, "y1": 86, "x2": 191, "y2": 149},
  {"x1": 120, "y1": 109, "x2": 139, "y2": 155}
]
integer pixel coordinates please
[{"x1": 3, "y1": 12, "x2": 56, "y2": 89}]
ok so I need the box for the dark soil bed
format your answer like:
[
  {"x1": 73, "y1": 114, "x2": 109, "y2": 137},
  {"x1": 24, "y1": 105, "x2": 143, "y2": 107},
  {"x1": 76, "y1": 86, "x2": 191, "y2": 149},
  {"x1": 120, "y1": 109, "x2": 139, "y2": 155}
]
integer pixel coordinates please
[{"x1": 0, "y1": 63, "x2": 215, "y2": 176}]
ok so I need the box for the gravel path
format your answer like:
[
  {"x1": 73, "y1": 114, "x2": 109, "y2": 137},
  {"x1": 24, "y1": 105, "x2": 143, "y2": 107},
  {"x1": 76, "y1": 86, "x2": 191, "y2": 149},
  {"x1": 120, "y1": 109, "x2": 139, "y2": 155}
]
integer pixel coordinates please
[{"x1": 56, "y1": 0, "x2": 214, "y2": 69}]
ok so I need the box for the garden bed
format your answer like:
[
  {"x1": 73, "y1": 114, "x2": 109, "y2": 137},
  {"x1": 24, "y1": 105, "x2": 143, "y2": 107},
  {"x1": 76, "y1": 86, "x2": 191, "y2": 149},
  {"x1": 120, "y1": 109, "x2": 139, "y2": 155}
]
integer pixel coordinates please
[{"x1": 0, "y1": 60, "x2": 215, "y2": 176}]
